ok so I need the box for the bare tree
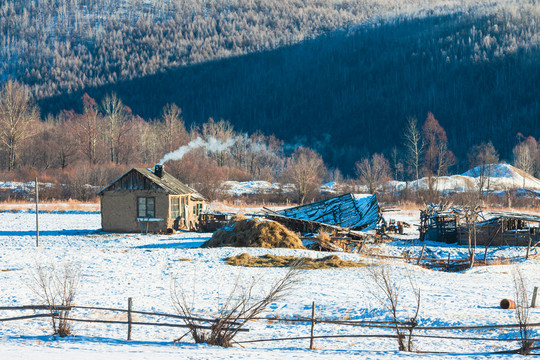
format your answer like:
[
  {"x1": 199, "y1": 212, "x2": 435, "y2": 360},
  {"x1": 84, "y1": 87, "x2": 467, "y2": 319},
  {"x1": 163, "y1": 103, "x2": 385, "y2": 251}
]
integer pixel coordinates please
[
  {"x1": 172, "y1": 266, "x2": 301, "y2": 347},
  {"x1": 390, "y1": 146, "x2": 404, "y2": 182},
  {"x1": 101, "y1": 93, "x2": 134, "y2": 164},
  {"x1": 403, "y1": 116, "x2": 423, "y2": 184},
  {"x1": 29, "y1": 263, "x2": 80, "y2": 337},
  {"x1": 421, "y1": 112, "x2": 454, "y2": 190},
  {"x1": 0, "y1": 80, "x2": 39, "y2": 171},
  {"x1": 355, "y1": 153, "x2": 391, "y2": 193},
  {"x1": 513, "y1": 267, "x2": 533, "y2": 355},
  {"x1": 201, "y1": 118, "x2": 235, "y2": 167},
  {"x1": 75, "y1": 93, "x2": 103, "y2": 164},
  {"x1": 369, "y1": 264, "x2": 421, "y2": 352},
  {"x1": 283, "y1": 146, "x2": 326, "y2": 204},
  {"x1": 513, "y1": 136, "x2": 537, "y2": 188},
  {"x1": 468, "y1": 141, "x2": 499, "y2": 197},
  {"x1": 160, "y1": 103, "x2": 189, "y2": 155}
]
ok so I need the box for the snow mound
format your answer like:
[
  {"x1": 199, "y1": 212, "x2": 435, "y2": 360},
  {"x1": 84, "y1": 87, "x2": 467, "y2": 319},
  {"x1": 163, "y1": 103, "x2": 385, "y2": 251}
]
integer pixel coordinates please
[
  {"x1": 388, "y1": 164, "x2": 540, "y2": 192},
  {"x1": 462, "y1": 164, "x2": 540, "y2": 190}
]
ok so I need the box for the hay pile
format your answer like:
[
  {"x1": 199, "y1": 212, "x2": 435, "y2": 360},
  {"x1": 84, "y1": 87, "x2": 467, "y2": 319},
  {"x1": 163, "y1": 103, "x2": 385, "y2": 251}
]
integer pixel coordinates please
[
  {"x1": 202, "y1": 217, "x2": 305, "y2": 249},
  {"x1": 225, "y1": 253, "x2": 367, "y2": 269}
]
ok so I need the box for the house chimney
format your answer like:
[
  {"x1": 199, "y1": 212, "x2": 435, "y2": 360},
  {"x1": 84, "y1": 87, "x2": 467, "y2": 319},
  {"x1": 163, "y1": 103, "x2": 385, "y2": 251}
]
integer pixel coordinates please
[{"x1": 154, "y1": 164, "x2": 163, "y2": 178}]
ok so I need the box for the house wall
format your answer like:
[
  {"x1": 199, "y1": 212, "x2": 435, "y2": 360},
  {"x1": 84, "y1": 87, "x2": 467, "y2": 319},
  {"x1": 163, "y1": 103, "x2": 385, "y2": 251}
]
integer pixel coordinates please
[{"x1": 101, "y1": 189, "x2": 169, "y2": 233}]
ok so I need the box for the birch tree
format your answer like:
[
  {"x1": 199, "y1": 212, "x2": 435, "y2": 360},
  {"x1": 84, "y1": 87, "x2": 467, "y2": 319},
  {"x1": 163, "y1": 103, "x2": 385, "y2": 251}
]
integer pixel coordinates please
[{"x1": 403, "y1": 117, "x2": 423, "y2": 183}]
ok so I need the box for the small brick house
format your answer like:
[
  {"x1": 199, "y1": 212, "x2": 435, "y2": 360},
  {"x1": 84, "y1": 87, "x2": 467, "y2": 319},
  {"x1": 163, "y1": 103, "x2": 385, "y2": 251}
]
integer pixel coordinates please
[{"x1": 98, "y1": 165, "x2": 206, "y2": 233}]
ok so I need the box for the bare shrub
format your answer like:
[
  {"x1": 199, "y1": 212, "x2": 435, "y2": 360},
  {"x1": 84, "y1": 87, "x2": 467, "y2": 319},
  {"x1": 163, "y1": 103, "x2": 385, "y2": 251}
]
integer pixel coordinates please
[
  {"x1": 29, "y1": 263, "x2": 80, "y2": 337},
  {"x1": 513, "y1": 267, "x2": 533, "y2": 355},
  {"x1": 369, "y1": 264, "x2": 421, "y2": 352},
  {"x1": 172, "y1": 266, "x2": 301, "y2": 347}
]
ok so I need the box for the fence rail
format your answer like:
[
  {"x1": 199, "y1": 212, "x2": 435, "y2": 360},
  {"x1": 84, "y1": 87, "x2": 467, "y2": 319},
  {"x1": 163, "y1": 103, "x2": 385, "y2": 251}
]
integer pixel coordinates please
[{"x1": 0, "y1": 300, "x2": 538, "y2": 355}]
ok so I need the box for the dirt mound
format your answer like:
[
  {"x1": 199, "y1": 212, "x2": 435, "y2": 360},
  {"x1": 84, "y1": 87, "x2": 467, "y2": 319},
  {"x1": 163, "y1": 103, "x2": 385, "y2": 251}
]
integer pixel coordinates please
[
  {"x1": 225, "y1": 253, "x2": 367, "y2": 269},
  {"x1": 202, "y1": 218, "x2": 304, "y2": 249}
]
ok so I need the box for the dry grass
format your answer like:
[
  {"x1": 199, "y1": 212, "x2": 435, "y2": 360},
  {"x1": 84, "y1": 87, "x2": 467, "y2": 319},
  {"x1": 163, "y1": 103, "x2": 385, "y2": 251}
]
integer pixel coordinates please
[
  {"x1": 225, "y1": 253, "x2": 367, "y2": 269},
  {"x1": 393, "y1": 201, "x2": 423, "y2": 211},
  {"x1": 202, "y1": 218, "x2": 305, "y2": 249},
  {"x1": 0, "y1": 199, "x2": 99, "y2": 212}
]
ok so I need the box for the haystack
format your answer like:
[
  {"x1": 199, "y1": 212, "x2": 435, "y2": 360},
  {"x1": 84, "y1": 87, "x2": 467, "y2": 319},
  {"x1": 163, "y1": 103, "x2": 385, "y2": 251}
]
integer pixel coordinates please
[{"x1": 202, "y1": 218, "x2": 305, "y2": 249}]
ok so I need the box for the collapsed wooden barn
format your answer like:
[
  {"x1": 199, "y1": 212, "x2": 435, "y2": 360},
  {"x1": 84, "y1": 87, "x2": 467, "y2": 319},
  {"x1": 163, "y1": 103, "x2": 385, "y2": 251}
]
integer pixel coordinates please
[
  {"x1": 263, "y1": 193, "x2": 381, "y2": 237},
  {"x1": 98, "y1": 165, "x2": 207, "y2": 233},
  {"x1": 420, "y1": 204, "x2": 540, "y2": 247}
]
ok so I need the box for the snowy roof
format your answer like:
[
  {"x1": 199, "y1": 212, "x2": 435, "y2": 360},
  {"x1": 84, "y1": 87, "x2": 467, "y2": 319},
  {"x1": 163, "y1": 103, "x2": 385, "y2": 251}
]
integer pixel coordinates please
[
  {"x1": 98, "y1": 168, "x2": 206, "y2": 201},
  {"x1": 277, "y1": 193, "x2": 380, "y2": 231}
]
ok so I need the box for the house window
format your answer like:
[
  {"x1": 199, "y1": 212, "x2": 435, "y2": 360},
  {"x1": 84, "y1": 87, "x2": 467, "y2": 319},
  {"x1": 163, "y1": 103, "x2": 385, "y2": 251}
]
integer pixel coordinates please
[
  {"x1": 138, "y1": 197, "x2": 155, "y2": 218},
  {"x1": 170, "y1": 197, "x2": 179, "y2": 218}
]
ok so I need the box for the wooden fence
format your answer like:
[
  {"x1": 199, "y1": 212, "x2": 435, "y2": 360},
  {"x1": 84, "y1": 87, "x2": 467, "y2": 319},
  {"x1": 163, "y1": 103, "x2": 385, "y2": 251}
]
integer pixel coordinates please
[
  {"x1": 1, "y1": 299, "x2": 539, "y2": 355},
  {"x1": 0, "y1": 299, "x2": 247, "y2": 341}
]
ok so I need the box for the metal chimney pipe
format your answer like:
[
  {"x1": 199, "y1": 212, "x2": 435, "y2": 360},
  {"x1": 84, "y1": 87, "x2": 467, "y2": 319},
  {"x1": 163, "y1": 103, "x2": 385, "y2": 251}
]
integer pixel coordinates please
[{"x1": 154, "y1": 164, "x2": 163, "y2": 178}]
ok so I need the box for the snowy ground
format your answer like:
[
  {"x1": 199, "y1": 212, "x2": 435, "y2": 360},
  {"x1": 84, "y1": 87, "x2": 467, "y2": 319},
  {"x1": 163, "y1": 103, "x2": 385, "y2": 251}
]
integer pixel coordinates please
[{"x1": 0, "y1": 210, "x2": 539, "y2": 359}]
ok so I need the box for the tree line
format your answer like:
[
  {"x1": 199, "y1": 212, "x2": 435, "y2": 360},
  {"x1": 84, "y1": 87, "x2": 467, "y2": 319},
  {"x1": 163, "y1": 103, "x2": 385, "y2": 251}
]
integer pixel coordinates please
[{"x1": 1, "y1": 81, "x2": 539, "y2": 204}]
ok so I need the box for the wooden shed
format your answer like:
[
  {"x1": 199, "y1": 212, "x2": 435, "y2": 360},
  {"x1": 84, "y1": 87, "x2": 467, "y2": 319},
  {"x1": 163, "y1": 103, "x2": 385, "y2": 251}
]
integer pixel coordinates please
[{"x1": 98, "y1": 165, "x2": 206, "y2": 233}]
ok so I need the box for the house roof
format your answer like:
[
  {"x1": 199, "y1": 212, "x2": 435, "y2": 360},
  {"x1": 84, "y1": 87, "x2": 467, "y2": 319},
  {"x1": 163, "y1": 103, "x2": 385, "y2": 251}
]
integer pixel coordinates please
[{"x1": 98, "y1": 168, "x2": 206, "y2": 201}]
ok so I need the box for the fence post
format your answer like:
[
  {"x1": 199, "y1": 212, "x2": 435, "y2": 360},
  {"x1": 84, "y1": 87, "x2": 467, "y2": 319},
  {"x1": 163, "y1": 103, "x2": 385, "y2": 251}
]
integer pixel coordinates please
[
  {"x1": 127, "y1": 297, "x2": 133, "y2": 340},
  {"x1": 309, "y1": 301, "x2": 315, "y2": 350},
  {"x1": 417, "y1": 244, "x2": 426, "y2": 265},
  {"x1": 531, "y1": 287, "x2": 538, "y2": 308},
  {"x1": 526, "y1": 232, "x2": 532, "y2": 260}
]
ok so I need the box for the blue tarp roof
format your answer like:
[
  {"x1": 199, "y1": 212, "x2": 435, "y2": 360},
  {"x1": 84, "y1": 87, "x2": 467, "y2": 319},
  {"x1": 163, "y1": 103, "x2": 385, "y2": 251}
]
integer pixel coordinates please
[{"x1": 278, "y1": 193, "x2": 380, "y2": 231}]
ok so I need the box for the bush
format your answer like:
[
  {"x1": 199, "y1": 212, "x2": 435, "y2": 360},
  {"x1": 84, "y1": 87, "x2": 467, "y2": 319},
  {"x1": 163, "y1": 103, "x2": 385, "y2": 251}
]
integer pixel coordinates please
[
  {"x1": 172, "y1": 265, "x2": 301, "y2": 347},
  {"x1": 29, "y1": 263, "x2": 80, "y2": 337}
]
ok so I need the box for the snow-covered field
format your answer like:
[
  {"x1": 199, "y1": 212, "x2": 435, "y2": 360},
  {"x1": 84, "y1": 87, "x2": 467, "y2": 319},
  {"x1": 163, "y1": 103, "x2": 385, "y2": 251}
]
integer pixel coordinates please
[{"x1": 0, "y1": 210, "x2": 539, "y2": 359}]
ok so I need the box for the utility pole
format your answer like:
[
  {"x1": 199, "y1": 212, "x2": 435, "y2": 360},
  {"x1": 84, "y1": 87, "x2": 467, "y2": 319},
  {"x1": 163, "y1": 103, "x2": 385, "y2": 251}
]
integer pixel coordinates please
[{"x1": 35, "y1": 177, "x2": 39, "y2": 247}]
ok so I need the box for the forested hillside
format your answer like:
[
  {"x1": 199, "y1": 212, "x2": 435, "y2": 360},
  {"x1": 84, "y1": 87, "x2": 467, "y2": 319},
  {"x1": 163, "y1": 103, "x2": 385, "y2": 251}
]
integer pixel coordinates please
[
  {"x1": 1, "y1": 0, "x2": 539, "y2": 173},
  {"x1": 1, "y1": 0, "x2": 454, "y2": 98}
]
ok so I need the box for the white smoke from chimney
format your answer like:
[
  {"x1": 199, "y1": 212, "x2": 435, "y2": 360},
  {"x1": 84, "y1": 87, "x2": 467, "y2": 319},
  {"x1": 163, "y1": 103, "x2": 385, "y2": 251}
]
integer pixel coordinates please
[{"x1": 158, "y1": 136, "x2": 237, "y2": 165}]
